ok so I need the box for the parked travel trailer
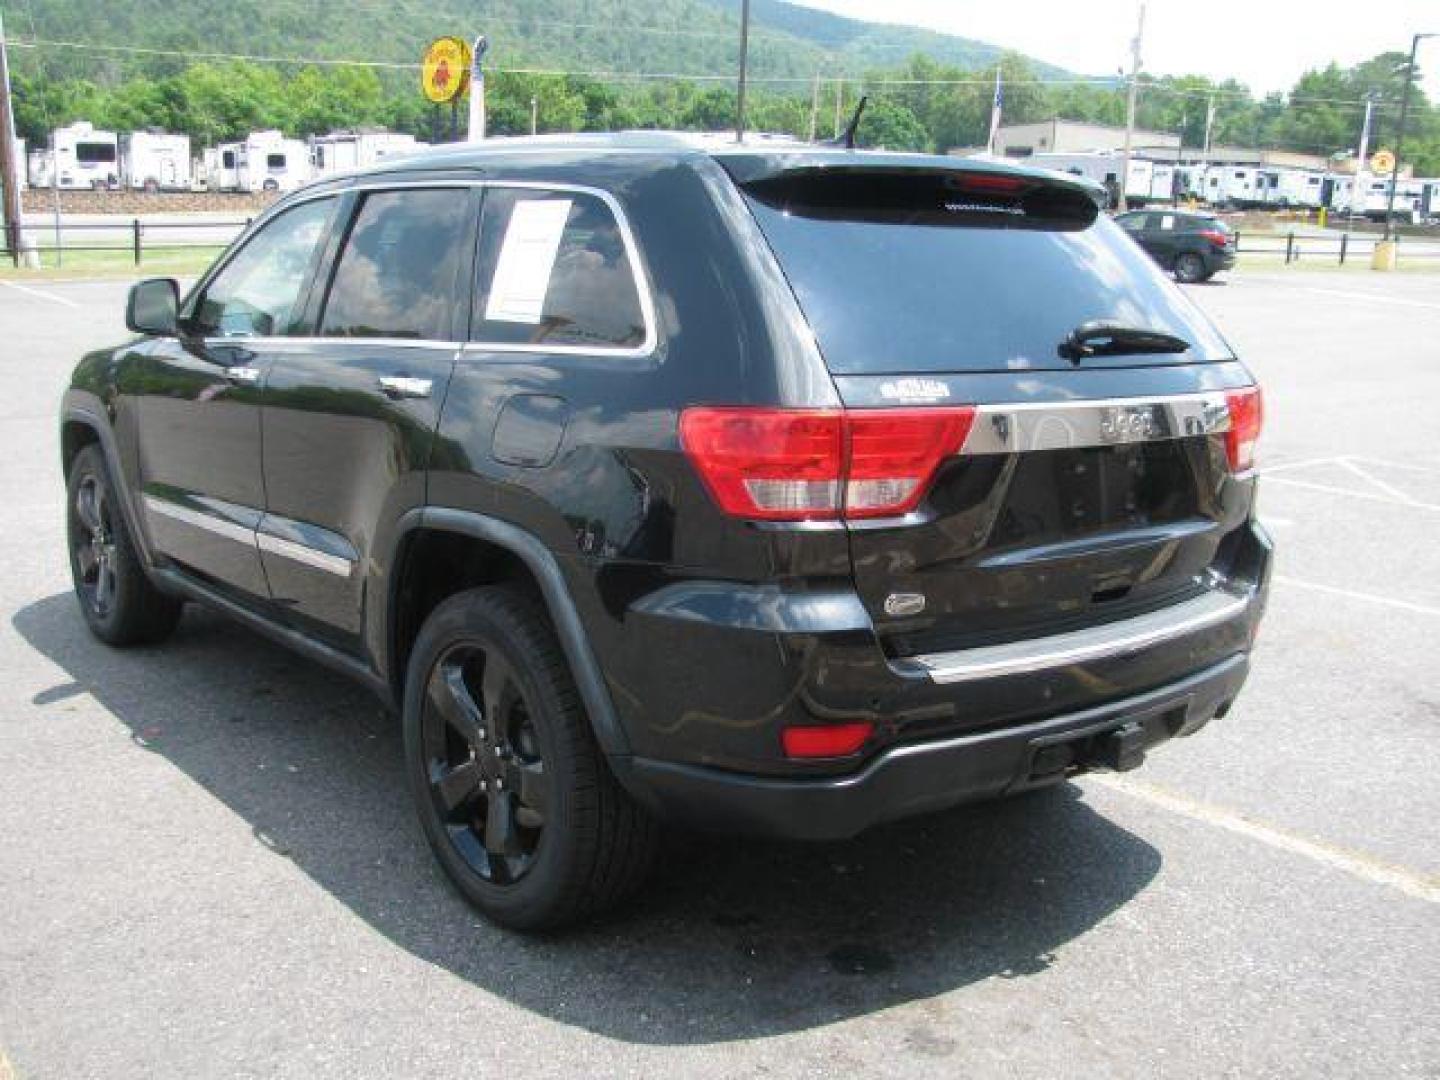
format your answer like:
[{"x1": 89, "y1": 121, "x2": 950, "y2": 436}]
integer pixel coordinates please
[
  {"x1": 211, "y1": 131, "x2": 310, "y2": 193},
  {"x1": 1270, "y1": 169, "x2": 1327, "y2": 209},
  {"x1": 309, "y1": 129, "x2": 423, "y2": 177},
  {"x1": 44, "y1": 122, "x2": 120, "y2": 189},
  {"x1": 1026, "y1": 152, "x2": 1175, "y2": 207},
  {"x1": 121, "y1": 131, "x2": 192, "y2": 190}
]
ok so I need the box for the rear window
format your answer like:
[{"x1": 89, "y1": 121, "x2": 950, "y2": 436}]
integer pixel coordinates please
[{"x1": 741, "y1": 169, "x2": 1232, "y2": 374}]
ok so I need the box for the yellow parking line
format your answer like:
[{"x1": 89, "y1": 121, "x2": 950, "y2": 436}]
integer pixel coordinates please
[{"x1": 1090, "y1": 774, "x2": 1440, "y2": 904}]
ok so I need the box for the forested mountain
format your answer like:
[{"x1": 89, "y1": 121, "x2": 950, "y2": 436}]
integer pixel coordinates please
[
  {"x1": 6, "y1": 0, "x2": 1438, "y2": 172},
  {"x1": 9, "y1": 0, "x2": 1063, "y2": 82}
]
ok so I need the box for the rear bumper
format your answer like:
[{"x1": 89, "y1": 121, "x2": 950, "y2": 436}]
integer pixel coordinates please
[
  {"x1": 616, "y1": 652, "x2": 1249, "y2": 840},
  {"x1": 1207, "y1": 248, "x2": 1237, "y2": 272}
]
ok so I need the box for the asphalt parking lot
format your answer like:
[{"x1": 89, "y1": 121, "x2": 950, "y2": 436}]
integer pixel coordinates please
[{"x1": 1, "y1": 271, "x2": 1437, "y2": 1078}]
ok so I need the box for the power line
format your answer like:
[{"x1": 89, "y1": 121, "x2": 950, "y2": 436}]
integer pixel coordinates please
[{"x1": 6, "y1": 36, "x2": 1416, "y2": 110}]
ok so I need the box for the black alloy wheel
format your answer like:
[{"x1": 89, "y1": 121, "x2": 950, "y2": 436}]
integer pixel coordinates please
[
  {"x1": 402, "y1": 586, "x2": 659, "y2": 930},
  {"x1": 72, "y1": 473, "x2": 118, "y2": 620},
  {"x1": 65, "y1": 444, "x2": 182, "y2": 646},
  {"x1": 421, "y1": 641, "x2": 551, "y2": 884}
]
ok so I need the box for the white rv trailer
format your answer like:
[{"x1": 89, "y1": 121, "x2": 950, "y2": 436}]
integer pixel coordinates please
[
  {"x1": 121, "y1": 131, "x2": 192, "y2": 190},
  {"x1": 1353, "y1": 177, "x2": 1426, "y2": 222},
  {"x1": 212, "y1": 131, "x2": 310, "y2": 193},
  {"x1": 1269, "y1": 169, "x2": 1326, "y2": 209},
  {"x1": 45, "y1": 122, "x2": 121, "y2": 189},
  {"x1": 1025, "y1": 152, "x2": 1174, "y2": 207},
  {"x1": 309, "y1": 129, "x2": 423, "y2": 177}
]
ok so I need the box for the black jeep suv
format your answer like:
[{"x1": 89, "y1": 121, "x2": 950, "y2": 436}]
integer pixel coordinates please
[{"x1": 61, "y1": 134, "x2": 1270, "y2": 929}]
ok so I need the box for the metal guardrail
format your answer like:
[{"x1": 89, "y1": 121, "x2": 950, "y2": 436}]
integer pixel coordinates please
[
  {"x1": 1232, "y1": 230, "x2": 1440, "y2": 265},
  {"x1": 2, "y1": 218, "x2": 250, "y2": 267}
]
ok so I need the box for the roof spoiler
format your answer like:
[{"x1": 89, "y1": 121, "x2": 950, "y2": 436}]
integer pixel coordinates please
[{"x1": 723, "y1": 158, "x2": 1106, "y2": 229}]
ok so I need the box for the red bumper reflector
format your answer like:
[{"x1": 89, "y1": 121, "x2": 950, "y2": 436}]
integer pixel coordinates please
[{"x1": 782, "y1": 722, "x2": 875, "y2": 759}]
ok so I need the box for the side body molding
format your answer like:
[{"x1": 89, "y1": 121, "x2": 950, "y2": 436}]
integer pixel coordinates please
[{"x1": 389, "y1": 507, "x2": 632, "y2": 759}]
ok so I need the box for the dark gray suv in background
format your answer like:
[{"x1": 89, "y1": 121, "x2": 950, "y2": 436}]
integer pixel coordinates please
[{"x1": 61, "y1": 134, "x2": 1271, "y2": 929}]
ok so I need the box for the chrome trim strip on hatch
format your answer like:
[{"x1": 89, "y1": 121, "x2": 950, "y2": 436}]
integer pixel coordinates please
[
  {"x1": 904, "y1": 588, "x2": 1250, "y2": 685},
  {"x1": 960, "y1": 392, "x2": 1231, "y2": 455},
  {"x1": 255, "y1": 531, "x2": 354, "y2": 578}
]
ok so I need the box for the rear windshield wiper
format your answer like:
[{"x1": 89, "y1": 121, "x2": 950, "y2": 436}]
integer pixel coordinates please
[{"x1": 1060, "y1": 321, "x2": 1192, "y2": 361}]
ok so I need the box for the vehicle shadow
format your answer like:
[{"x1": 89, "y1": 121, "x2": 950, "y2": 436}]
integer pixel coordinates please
[{"x1": 13, "y1": 592, "x2": 1162, "y2": 1046}]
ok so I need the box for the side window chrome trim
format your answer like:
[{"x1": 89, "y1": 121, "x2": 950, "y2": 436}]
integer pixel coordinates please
[{"x1": 276, "y1": 179, "x2": 659, "y2": 359}]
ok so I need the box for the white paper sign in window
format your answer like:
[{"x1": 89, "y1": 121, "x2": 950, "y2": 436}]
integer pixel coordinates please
[{"x1": 485, "y1": 199, "x2": 573, "y2": 324}]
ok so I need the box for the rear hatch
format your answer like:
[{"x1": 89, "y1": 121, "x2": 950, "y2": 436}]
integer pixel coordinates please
[{"x1": 731, "y1": 159, "x2": 1251, "y2": 658}]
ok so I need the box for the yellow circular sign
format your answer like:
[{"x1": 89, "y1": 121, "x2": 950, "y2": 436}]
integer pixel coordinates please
[
  {"x1": 1370, "y1": 149, "x2": 1396, "y2": 174},
  {"x1": 421, "y1": 37, "x2": 471, "y2": 104}
]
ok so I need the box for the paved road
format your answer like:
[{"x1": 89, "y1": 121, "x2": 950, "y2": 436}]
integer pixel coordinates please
[{"x1": 1, "y1": 273, "x2": 1437, "y2": 1078}]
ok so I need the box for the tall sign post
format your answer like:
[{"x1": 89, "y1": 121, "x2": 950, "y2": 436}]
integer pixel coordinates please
[
  {"x1": 468, "y1": 36, "x2": 488, "y2": 141},
  {"x1": 421, "y1": 37, "x2": 472, "y2": 143}
]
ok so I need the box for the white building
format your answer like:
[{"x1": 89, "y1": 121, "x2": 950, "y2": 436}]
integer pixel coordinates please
[
  {"x1": 993, "y1": 120, "x2": 1180, "y2": 159},
  {"x1": 121, "y1": 130, "x2": 192, "y2": 190}
]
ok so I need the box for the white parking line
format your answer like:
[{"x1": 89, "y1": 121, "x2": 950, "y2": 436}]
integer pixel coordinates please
[
  {"x1": 1338, "y1": 458, "x2": 1422, "y2": 506},
  {"x1": 0, "y1": 280, "x2": 81, "y2": 308},
  {"x1": 1294, "y1": 285, "x2": 1440, "y2": 312},
  {"x1": 1262, "y1": 456, "x2": 1342, "y2": 475},
  {"x1": 1275, "y1": 574, "x2": 1440, "y2": 617},
  {"x1": 1265, "y1": 475, "x2": 1440, "y2": 512},
  {"x1": 1090, "y1": 774, "x2": 1440, "y2": 904}
]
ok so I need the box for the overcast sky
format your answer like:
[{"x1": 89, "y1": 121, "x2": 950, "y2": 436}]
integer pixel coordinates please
[{"x1": 788, "y1": 0, "x2": 1440, "y2": 101}]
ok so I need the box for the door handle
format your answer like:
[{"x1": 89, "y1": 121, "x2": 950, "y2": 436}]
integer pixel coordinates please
[
  {"x1": 225, "y1": 365, "x2": 261, "y2": 386},
  {"x1": 378, "y1": 375, "x2": 433, "y2": 400}
]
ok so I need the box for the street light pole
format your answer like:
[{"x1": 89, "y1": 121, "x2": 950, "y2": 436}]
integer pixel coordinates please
[{"x1": 1383, "y1": 32, "x2": 1434, "y2": 240}]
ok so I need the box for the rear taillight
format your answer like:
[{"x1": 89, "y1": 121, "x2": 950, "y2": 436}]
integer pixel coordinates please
[
  {"x1": 679, "y1": 407, "x2": 976, "y2": 521},
  {"x1": 1224, "y1": 386, "x2": 1263, "y2": 472},
  {"x1": 1198, "y1": 229, "x2": 1230, "y2": 248}
]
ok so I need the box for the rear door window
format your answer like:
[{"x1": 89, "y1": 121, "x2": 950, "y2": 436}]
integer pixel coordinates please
[
  {"x1": 471, "y1": 187, "x2": 648, "y2": 351},
  {"x1": 738, "y1": 168, "x2": 1232, "y2": 374},
  {"x1": 319, "y1": 188, "x2": 475, "y2": 341}
]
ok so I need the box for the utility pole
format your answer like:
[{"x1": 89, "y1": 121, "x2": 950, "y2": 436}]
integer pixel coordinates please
[
  {"x1": 1383, "y1": 32, "x2": 1435, "y2": 240},
  {"x1": 1119, "y1": 2, "x2": 1146, "y2": 212},
  {"x1": 735, "y1": 0, "x2": 752, "y2": 142},
  {"x1": 530, "y1": 96, "x2": 538, "y2": 137},
  {"x1": 833, "y1": 78, "x2": 844, "y2": 138},
  {"x1": 0, "y1": 11, "x2": 25, "y2": 268},
  {"x1": 808, "y1": 71, "x2": 820, "y2": 142}
]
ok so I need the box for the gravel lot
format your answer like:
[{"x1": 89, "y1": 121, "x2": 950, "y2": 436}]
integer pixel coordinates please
[{"x1": 1, "y1": 271, "x2": 1437, "y2": 1079}]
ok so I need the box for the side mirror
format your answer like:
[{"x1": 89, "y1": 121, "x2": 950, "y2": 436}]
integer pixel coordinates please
[{"x1": 126, "y1": 278, "x2": 180, "y2": 336}]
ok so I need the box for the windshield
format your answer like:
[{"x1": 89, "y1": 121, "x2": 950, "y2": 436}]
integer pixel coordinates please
[{"x1": 741, "y1": 170, "x2": 1233, "y2": 374}]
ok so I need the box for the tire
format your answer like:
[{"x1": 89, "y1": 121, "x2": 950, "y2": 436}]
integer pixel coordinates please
[
  {"x1": 402, "y1": 585, "x2": 659, "y2": 931},
  {"x1": 1174, "y1": 252, "x2": 1207, "y2": 284},
  {"x1": 66, "y1": 444, "x2": 183, "y2": 646}
]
